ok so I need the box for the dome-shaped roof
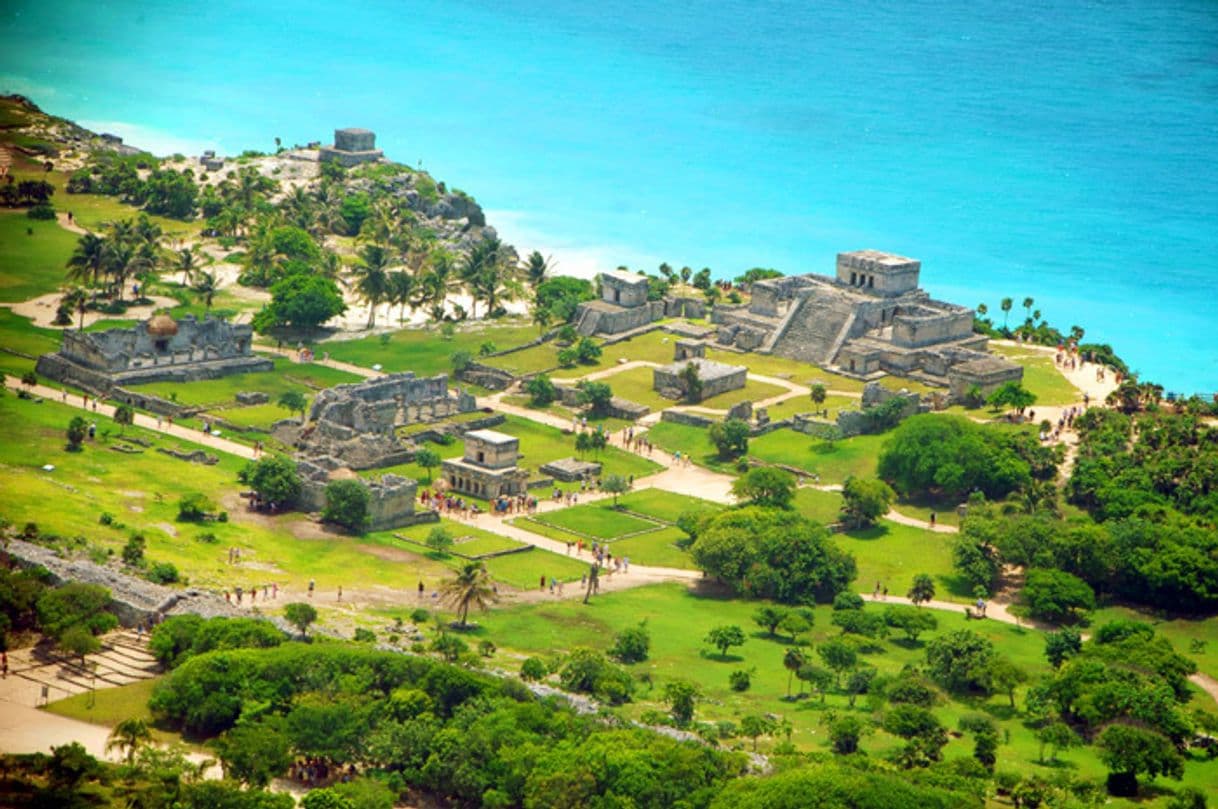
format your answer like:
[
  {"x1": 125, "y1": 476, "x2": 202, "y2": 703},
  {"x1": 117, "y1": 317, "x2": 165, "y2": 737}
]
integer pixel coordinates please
[{"x1": 147, "y1": 313, "x2": 179, "y2": 337}]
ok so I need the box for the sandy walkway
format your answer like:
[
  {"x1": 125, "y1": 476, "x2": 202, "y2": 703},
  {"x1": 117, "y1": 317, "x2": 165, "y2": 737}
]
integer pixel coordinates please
[{"x1": 2, "y1": 293, "x2": 180, "y2": 329}]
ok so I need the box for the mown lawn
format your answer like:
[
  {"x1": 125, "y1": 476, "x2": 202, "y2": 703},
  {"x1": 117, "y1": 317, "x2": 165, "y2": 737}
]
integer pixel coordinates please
[
  {"x1": 43, "y1": 678, "x2": 192, "y2": 746},
  {"x1": 531, "y1": 506, "x2": 660, "y2": 539},
  {"x1": 46, "y1": 171, "x2": 205, "y2": 239},
  {"x1": 391, "y1": 518, "x2": 586, "y2": 588},
  {"x1": 128, "y1": 357, "x2": 362, "y2": 408},
  {"x1": 0, "y1": 212, "x2": 78, "y2": 302},
  {"x1": 643, "y1": 420, "x2": 727, "y2": 470},
  {"x1": 0, "y1": 308, "x2": 62, "y2": 377},
  {"x1": 748, "y1": 429, "x2": 887, "y2": 483},
  {"x1": 315, "y1": 321, "x2": 539, "y2": 376},
  {"x1": 835, "y1": 521, "x2": 966, "y2": 602}
]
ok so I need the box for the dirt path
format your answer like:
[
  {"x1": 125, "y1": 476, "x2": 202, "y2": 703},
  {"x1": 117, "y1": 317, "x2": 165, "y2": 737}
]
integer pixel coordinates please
[
  {"x1": 2, "y1": 374, "x2": 256, "y2": 460},
  {"x1": 1, "y1": 293, "x2": 180, "y2": 330}
]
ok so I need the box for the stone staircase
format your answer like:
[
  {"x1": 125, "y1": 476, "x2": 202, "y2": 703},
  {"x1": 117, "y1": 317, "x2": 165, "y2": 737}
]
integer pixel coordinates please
[
  {"x1": 4, "y1": 629, "x2": 162, "y2": 706},
  {"x1": 768, "y1": 293, "x2": 857, "y2": 365}
]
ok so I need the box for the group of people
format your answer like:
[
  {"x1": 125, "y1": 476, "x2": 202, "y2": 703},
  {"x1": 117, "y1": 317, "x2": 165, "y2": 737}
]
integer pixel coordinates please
[
  {"x1": 1039, "y1": 404, "x2": 1086, "y2": 443},
  {"x1": 616, "y1": 426, "x2": 655, "y2": 456},
  {"x1": 491, "y1": 493, "x2": 538, "y2": 515},
  {"x1": 223, "y1": 582, "x2": 278, "y2": 605},
  {"x1": 418, "y1": 489, "x2": 480, "y2": 519},
  {"x1": 288, "y1": 758, "x2": 356, "y2": 787}
]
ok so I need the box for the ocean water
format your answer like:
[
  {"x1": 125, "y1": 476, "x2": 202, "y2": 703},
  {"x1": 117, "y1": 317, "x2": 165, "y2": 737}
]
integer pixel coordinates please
[{"x1": 2, "y1": 0, "x2": 1216, "y2": 393}]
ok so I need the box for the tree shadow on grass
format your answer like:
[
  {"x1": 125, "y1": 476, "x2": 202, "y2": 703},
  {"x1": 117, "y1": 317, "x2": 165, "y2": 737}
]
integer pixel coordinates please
[
  {"x1": 698, "y1": 650, "x2": 745, "y2": 664},
  {"x1": 889, "y1": 637, "x2": 927, "y2": 652},
  {"x1": 841, "y1": 524, "x2": 891, "y2": 542}
]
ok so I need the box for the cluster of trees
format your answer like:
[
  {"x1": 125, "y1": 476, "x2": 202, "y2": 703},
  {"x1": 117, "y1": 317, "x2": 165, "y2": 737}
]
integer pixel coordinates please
[
  {"x1": 688, "y1": 503, "x2": 856, "y2": 604},
  {"x1": 1, "y1": 175, "x2": 56, "y2": 218},
  {"x1": 67, "y1": 152, "x2": 202, "y2": 217},
  {"x1": 0, "y1": 570, "x2": 120, "y2": 664},
  {"x1": 951, "y1": 406, "x2": 1218, "y2": 614},
  {"x1": 64, "y1": 216, "x2": 164, "y2": 310},
  {"x1": 148, "y1": 639, "x2": 746, "y2": 806},
  {"x1": 877, "y1": 415, "x2": 1060, "y2": 501}
]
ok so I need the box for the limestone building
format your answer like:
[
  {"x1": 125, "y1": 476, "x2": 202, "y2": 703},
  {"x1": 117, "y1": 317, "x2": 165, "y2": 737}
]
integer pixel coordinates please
[
  {"x1": 574, "y1": 270, "x2": 665, "y2": 335},
  {"x1": 653, "y1": 358, "x2": 747, "y2": 402},
  {"x1": 36, "y1": 314, "x2": 272, "y2": 391},
  {"x1": 712, "y1": 249, "x2": 1021, "y2": 389},
  {"x1": 441, "y1": 429, "x2": 529, "y2": 499},
  {"x1": 318, "y1": 127, "x2": 384, "y2": 167}
]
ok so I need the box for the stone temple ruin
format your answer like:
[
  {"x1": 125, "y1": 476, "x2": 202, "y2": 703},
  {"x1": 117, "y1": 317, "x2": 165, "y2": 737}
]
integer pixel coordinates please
[
  {"x1": 273, "y1": 372, "x2": 477, "y2": 531},
  {"x1": 36, "y1": 314, "x2": 272, "y2": 392},
  {"x1": 573, "y1": 270, "x2": 708, "y2": 336},
  {"x1": 653, "y1": 356, "x2": 747, "y2": 402},
  {"x1": 711, "y1": 250, "x2": 1022, "y2": 392},
  {"x1": 318, "y1": 127, "x2": 384, "y2": 167},
  {"x1": 441, "y1": 429, "x2": 529, "y2": 499}
]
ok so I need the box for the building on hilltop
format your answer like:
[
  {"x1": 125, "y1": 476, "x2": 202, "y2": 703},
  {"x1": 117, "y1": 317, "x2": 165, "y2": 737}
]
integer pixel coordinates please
[
  {"x1": 36, "y1": 314, "x2": 272, "y2": 392},
  {"x1": 441, "y1": 429, "x2": 529, "y2": 499},
  {"x1": 318, "y1": 127, "x2": 384, "y2": 167},
  {"x1": 713, "y1": 249, "x2": 1022, "y2": 392}
]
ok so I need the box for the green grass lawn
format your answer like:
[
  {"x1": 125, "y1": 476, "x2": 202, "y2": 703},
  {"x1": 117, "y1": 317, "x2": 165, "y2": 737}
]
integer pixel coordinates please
[
  {"x1": 128, "y1": 357, "x2": 362, "y2": 409},
  {"x1": 590, "y1": 365, "x2": 789, "y2": 413},
  {"x1": 793, "y1": 486, "x2": 844, "y2": 524},
  {"x1": 43, "y1": 678, "x2": 192, "y2": 746},
  {"x1": 531, "y1": 506, "x2": 660, "y2": 539},
  {"x1": 989, "y1": 344, "x2": 1082, "y2": 406},
  {"x1": 391, "y1": 518, "x2": 585, "y2": 588},
  {"x1": 315, "y1": 321, "x2": 539, "y2": 376},
  {"x1": 46, "y1": 171, "x2": 205, "y2": 240},
  {"x1": 615, "y1": 488, "x2": 724, "y2": 522},
  {"x1": 545, "y1": 331, "x2": 677, "y2": 379},
  {"x1": 763, "y1": 393, "x2": 859, "y2": 422},
  {"x1": 749, "y1": 429, "x2": 887, "y2": 483},
  {"x1": 0, "y1": 308, "x2": 62, "y2": 377},
  {"x1": 834, "y1": 521, "x2": 966, "y2": 602},
  {"x1": 0, "y1": 212, "x2": 79, "y2": 302},
  {"x1": 644, "y1": 420, "x2": 727, "y2": 470}
]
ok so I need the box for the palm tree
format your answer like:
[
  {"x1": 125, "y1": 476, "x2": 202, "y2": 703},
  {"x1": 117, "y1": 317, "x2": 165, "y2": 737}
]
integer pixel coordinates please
[
  {"x1": 439, "y1": 562, "x2": 498, "y2": 627},
  {"x1": 783, "y1": 648, "x2": 806, "y2": 698},
  {"x1": 193, "y1": 271, "x2": 217, "y2": 311},
  {"x1": 61, "y1": 287, "x2": 89, "y2": 330},
  {"x1": 102, "y1": 241, "x2": 154, "y2": 301},
  {"x1": 66, "y1": 233, "x2": 107, "y2": 289},
  {"x1": 461, "y1": 235, "x2": 519, "y2": 318},
  {"x1": 106, "y1": 717, "x2": 152, "y2": 765},
  {"x1": 522, "y1": 250, "x2": 551, "y2": 286},
  {"x1": 415, "y1": 248, "x2": 457, "y2": 315},
  {"x1": 172, "y1": 246, "x2": 206, "y2": 287},
  {"x1": 1022, "y1": 297, "x2": 1034, "y2": 323},
  {"x1": 976, "y1": 303, "x2": 988, "y2": 317},
  {"x1": 1000, "y1": 297, "x2": 1013, "y2": 330},
  {"x1": 387, "y1": 270, "x2": 415, "y2": 324},
  {"x1": 353, "y1": 244, "x2": 392, "y2": 328}
]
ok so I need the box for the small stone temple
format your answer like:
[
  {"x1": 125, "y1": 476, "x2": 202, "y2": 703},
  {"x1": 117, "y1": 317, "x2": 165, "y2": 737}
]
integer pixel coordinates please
[
  {"x1": 318, "y1": 127, "x2": 384, "y2": 167},
  {"x1": 36, "y1": 314, "x2": 272, "y2": 391},
  {"x1": 441, "y1": 429, "x2": 529, "y2": 498},
  {"x1": 947, "y1": 355, "x2": 1025, "y2": 400},
  {"x1": 653, "y1": 357, "x2": 747, "y2": 402},
  {"x1": 574, "y1": 270, "x2": 665, "y2": 335},
  {"x1": 712, "y1": 249, "x2": 1022, "y2": 390}
]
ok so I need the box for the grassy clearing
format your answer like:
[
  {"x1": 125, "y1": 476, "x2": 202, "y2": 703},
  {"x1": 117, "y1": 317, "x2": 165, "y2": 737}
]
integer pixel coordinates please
[
  {"x1": 532, "y1": 507, "x2": 660, "y2": 539},
  {"x1": 591, "y1": 365, "x2": 788, "y2": 412},
  {"x1": 0, "y1": 212, "x2": 79, "y2": 302},
  {"x1": 475, "y1": 583, "x2": 1218, "y2": 798},
  {"x1": 0, "y1": 308, "x2": 62, "y2": 376},
  {"x1": 835, "y1": 521, "x2": 966, "y2": 601},
  {"x1": 749, "y1": 430, "x2": 887, "y2": 483},
  {"x1": 643, "y1": 420, "x2": 726, "y2": 470},
  {"x1": 793, "y1": 486, "x2": 844, "y2": 524},
  {"x1": 615, "y1": 488, "x2": 724, "y2": 522},
  {"x1": 46, "y1": 171, "x2": 205, "y2": 239},
  {"x1": 42, "y1": 678, "x2": 189, "y2": 745},
  {"x1": 128, "y1": 357, "x2": 361, "y2": 408},
  {"x1": 391, "y1": 518, "x2": 585, "y2": 587},
  {"x1": 546, "y1": 331, "x2": 676, "y2": 379},
  {"x1": 315, "y1": 321, "x2": 539, "y2": 376}
]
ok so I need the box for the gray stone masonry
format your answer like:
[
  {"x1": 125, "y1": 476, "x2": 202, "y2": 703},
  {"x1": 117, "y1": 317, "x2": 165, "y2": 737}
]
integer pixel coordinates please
[
  {"x1": 462, "y1": 429, "x2": 519, "y2": 469},
  {"x1": 947, "y1": 355, "x2": 1025, "y2": 401},
  {"x1": 708, "y1": 248, "x2": 1020, "y2": 388},
  {"x1": 653, "y1": 358, "x2": 747, "y2": 402},
  {"x1": 236, "y1": 391, "x2": 269, "y2": 405},
  {"x1": 541, "y1": 457, "x2": 602, "y2": 482},
  {"x1": 600, "y1": 270, "x2": 650, "y2": 307},
  {"x1": 727, "y1": 400, "x2": 753, "y2": 421},
  {"x1": 674, "y1": 339, "x2": 705, "y2": 361},
  {"x1": 37, "y1": 314, "x2": 272, "y2": 392},
  {"x1": 295, "y1": 464, "x2": 425, "y2": 532},
  {"x1": 319, "y1": 127, "x2": 383, "y2": 167}
]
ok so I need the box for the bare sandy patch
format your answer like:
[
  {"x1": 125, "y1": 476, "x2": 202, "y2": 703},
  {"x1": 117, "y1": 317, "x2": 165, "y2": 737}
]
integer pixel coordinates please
[{"x1": 4, "y1": 293, "x2": 180, "y2": 329}]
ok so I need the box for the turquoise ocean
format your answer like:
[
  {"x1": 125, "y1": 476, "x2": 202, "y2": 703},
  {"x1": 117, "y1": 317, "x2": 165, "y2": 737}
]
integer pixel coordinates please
[{"x1": 2, "y1": 0, "x2": 1216, "y2": 393}]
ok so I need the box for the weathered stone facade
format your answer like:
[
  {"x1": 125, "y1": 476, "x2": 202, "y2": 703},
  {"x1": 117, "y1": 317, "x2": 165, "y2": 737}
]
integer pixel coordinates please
[
  {"x1": 540, "y1": 457, "x2": 602, "y2": 482},
  {"x1": 947, "y1": 355, "x2": 1025, "y2": 400},
  {"x1": 295, "y1": 462, "x2": 432, "y2": 533},
  {"x1": 653, "y1": 358, "x2": 747, "y2": 402},
  {"x1": 712, "y1": 249, "x2": 1020, "y2": 388},
  {"x1": 36, "y1": 314, "x2": 272, "y2": 392},
  {"x1": 318, "y1": 127, "x2": 384, "y2": 167},
  {"x1": 441, "y1": 429, "x2": 529, "y2": 498}
]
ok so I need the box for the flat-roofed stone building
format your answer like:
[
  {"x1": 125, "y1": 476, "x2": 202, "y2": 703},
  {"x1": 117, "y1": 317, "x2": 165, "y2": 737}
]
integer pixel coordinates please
[
  {"x1": 441, "y1": 429, "x2": 529, "y2": 498},
  {"x1": 574, "y1": 270, "x2": 666, "y2": 335},
  {"x1": 653, "y1": 357, "x2": 747, "y2": 402},
  {"x1": 318, "y1": 127, "x2": 384, "y2": 167}
]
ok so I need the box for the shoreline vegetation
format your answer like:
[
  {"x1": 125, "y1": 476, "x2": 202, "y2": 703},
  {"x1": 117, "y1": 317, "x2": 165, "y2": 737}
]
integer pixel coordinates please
[{"x1": 2, "y1": 93, "x2": 1217, "y2": 809}]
